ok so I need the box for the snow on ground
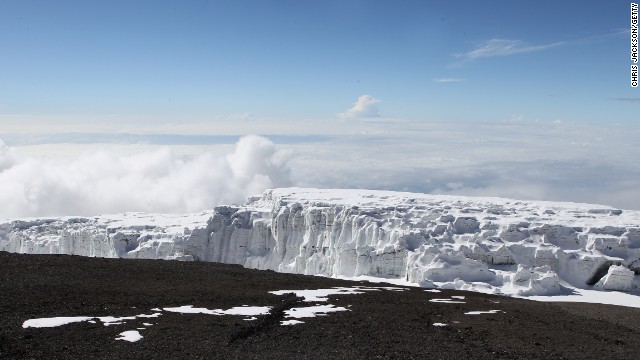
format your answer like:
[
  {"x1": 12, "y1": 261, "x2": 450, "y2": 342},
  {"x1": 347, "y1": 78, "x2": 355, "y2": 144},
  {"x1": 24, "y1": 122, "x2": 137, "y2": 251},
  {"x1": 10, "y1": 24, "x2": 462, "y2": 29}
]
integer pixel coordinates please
[
  {"x1": 22, "y1": 317, "x2": 94, "y2": 328},
  {"x1": 280, "y1": 319, "x2": 305, "y2": 326},
  {"x1": 429, "y1": 298, "x2": 467, "y2": 304},
  {"x1": 162, "y1": 305, "x2": 271, "y2": 316},
  {"x1": 269, "y1": 286, "x2": 406, "y2": 302},
  {"x1": 283, "y1": 305, "x2": 349, "y2": 319},
  {"x1": 526, "y1": 287, "x2": 640, "y2": 308},
  {"x1": 464, "y1": 310, "x2": 503, "y2": 315},
  {"x1": 20, "y1": 286, "x2": 408, "y2": 340},
  {"x1": 115, "y1": 330, "x2": 143, "y2": 342}
]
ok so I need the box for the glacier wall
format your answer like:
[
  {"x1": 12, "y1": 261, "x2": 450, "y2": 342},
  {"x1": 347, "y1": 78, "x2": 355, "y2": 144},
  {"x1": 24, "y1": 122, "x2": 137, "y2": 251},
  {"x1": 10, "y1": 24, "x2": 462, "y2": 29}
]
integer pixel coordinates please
[{"x1": 2, "y1": 188, "x2": 640, "y2": 296}]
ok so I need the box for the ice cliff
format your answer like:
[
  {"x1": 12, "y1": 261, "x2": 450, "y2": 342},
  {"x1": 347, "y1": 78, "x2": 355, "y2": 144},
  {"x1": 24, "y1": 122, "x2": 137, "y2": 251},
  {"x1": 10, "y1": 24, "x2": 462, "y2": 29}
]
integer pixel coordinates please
[{"x1": 2, "y1": 188, "x2": 640, "y2": 296}]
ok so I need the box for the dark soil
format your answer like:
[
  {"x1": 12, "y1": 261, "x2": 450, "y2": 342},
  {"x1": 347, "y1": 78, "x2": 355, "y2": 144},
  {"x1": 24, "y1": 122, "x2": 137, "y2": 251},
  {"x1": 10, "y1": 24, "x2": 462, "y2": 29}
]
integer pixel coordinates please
[{"x1": 1, "y1": 251, "x2": 639, "y2": 359}]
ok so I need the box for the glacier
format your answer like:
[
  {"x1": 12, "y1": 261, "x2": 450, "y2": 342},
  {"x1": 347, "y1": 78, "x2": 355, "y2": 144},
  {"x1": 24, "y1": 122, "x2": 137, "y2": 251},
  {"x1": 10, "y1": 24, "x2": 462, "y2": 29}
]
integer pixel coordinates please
[{"x1": 2, "y1": 187, "x2": 640, "y2": 297}]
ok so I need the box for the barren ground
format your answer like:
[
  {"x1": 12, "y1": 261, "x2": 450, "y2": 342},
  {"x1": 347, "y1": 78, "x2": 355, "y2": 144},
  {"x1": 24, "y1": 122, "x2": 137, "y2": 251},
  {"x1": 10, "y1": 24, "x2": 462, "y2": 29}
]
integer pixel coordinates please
[{"x1": 1, "y1": 251, "x2": 639, "y2": 359}]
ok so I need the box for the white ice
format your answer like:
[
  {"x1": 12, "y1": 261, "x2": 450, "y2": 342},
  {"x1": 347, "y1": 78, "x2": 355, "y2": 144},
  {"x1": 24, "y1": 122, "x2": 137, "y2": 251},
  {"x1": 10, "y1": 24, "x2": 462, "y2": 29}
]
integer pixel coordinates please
[{"x1": 5, "y1": 187, "x2": 640, "y2": 308}]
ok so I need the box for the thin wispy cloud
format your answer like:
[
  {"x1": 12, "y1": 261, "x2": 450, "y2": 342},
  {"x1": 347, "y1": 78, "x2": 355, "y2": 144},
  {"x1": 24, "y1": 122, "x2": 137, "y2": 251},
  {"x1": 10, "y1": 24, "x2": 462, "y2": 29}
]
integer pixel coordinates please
[
  {"x1": 338, "y1": 95, "x2": 381, "y2": 119},
  {"x1": 453, "y1": 30, "x2": 625, "y2": 66},
  {"x1": 434, "y1": 78, "x2": 467, "y2": 83},
  {"x1": 612, "y1": 98, "x2": 640, "y2": 103},
  {"x1": 458, "y1": 39, "x2": 565, "y2": 60}
]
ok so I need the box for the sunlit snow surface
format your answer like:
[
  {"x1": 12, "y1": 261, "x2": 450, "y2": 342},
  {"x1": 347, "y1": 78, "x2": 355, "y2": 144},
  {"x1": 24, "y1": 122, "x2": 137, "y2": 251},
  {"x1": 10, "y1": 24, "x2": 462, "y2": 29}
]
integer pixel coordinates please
[
  {"x1": 270, "y1": 286, "x2": 406, "y2": 325},
  {"x1": 116, "y1": 330, "x2": 143, "y2": 342},
  {"x1": 269, "y1": 286, "x2": 406, "y2": 302},
  {"x1": 22, "y1": 317, "x2": 93, "y2": 328},
  {"x1": 525, "y1": 287, "x2": 640, "y2": 308},
  {"x1": 284, "y1": 305, "x2": 349, "y2": 319},
  {"x1": 429, "y1": 298, "x2": 467, "y2": 304},
  {"x1": 464, "y1": 310, "x2": 503, "y2": 315},
  {"x1": 163, "y1": 305, "x2": 271, "y2": 316}
]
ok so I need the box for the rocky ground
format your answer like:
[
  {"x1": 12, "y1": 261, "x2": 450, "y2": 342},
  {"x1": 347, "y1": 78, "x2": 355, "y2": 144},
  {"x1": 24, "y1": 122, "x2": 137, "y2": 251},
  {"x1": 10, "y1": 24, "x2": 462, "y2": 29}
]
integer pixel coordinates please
[{"x1": 1, "y1": 251, "x2": 639, "y2": 359}]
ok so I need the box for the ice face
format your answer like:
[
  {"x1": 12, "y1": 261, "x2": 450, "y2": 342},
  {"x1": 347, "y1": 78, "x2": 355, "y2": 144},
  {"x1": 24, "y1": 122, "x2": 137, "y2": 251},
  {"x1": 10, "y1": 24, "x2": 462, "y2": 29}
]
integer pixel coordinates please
[{"x1": 3, "y1": 187, "x2": 640, "y2": 297}]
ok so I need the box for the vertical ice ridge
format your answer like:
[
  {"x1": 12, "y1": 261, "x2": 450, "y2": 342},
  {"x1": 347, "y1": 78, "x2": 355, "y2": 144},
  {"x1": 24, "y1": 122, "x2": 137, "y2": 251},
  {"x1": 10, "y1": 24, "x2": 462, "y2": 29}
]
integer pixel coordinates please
[{"x1": 1, "y1": 188, "x2": 639, "y2": 296}]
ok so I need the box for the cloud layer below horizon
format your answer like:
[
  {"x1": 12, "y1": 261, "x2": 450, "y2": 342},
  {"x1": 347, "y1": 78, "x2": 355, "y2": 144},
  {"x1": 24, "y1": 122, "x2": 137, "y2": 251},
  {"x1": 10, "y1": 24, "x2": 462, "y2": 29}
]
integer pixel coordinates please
[{"x1": 1, "y1": 119, "x2": 639, "y2": 217}]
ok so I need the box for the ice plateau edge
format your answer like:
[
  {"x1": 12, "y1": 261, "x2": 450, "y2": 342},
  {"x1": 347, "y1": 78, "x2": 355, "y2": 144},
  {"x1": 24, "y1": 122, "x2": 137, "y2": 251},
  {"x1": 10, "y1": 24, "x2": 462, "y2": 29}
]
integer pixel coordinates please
[{"x1": 2, "y1": 188, "x2": 639, "y2": 296}]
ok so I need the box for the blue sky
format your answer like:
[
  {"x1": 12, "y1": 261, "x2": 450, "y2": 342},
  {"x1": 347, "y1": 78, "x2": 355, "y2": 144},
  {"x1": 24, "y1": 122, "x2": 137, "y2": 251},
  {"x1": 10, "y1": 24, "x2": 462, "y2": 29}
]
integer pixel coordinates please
[
  {"x1": 0, "y1": 1, "x2": 637, "y2": 125},
  {"x1": 1, "y1": 1, "x2": 640, "y2": 215}
]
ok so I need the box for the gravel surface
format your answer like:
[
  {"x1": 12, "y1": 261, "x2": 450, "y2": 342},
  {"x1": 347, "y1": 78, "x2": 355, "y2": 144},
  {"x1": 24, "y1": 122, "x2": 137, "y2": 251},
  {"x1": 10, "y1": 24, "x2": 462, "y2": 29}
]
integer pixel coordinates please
[{"x1": 1, "y1": 251, "x2": 639, "y2": 359}]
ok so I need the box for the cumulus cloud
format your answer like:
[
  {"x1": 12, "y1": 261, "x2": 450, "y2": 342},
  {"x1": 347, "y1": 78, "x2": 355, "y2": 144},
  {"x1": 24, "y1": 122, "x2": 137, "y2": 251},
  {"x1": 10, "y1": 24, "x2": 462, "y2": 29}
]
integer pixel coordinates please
[
  {"x1": 338, "y1": 95, "x2": 381, "y2": 118},
  {"x1": 0, "y1": 135, "x2": 290, "y2": 218},
  {"x1": 0, "y1": 139, "x2": 14, "y2": 171}
]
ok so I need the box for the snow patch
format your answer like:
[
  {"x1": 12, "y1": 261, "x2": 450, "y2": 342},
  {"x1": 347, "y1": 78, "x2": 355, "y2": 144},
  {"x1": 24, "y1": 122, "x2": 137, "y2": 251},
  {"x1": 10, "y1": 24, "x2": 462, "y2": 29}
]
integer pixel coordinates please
[
  {"x1": 22, "y1": 317, "x2": 93, "y2": 328},
  {"x1": 116, "y1": 330, "x2": 143, "y2": 342},
  {"x1": 281, "y1": 319, "x2": 305, "y2": 325},
  {"x1": 464, "y1": 310, "x2": 502, "y2": 315},
  {"x1": 429, "y1": 298, "x2": 466, "y2": 304},
  {"x1": 283, "y1": 305, "x2": 349, "y2": 319}
]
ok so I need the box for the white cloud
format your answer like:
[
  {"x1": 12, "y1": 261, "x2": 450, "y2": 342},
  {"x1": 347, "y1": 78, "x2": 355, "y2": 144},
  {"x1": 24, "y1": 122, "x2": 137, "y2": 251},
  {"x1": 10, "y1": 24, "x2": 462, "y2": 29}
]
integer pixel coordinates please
[
  {"x1": 451, "y1": 31, "x2": 625, "y2": 67},
  {"x1": 338, "y1": 95, "x2": 381, "y2": 118},
  {"x1": 457, "y1": 39, "x2": 565, "y2": 61},
  {"x1": 434, "y1": 78, "x2": 466, "y2": 83},
  {"x1": 0, "y1": 135, "x2": 290, "y2": 217}
]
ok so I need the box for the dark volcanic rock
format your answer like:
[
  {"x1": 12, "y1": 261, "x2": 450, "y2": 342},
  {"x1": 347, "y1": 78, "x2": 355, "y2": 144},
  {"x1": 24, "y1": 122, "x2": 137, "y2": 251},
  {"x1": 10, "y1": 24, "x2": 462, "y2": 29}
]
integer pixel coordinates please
[{"x1": 1, "y1": 251, "x2": 639, "y2": 359}]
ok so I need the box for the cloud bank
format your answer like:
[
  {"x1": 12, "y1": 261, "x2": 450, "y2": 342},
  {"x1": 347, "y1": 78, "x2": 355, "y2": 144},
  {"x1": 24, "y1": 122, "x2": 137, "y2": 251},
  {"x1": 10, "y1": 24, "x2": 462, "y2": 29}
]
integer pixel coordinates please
[
  {"x1": 338, "y1": 95, "x2": 381, "y2": 118},
  {"x1": 3, "y1": 120, "x2": 639, "y2": 218},
  {"x1": 286, "y1": 121, "x2": 640, "y2": 210},
  {"x1": 0, "y1": 135, "x2": 290, "y2": 218}
]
